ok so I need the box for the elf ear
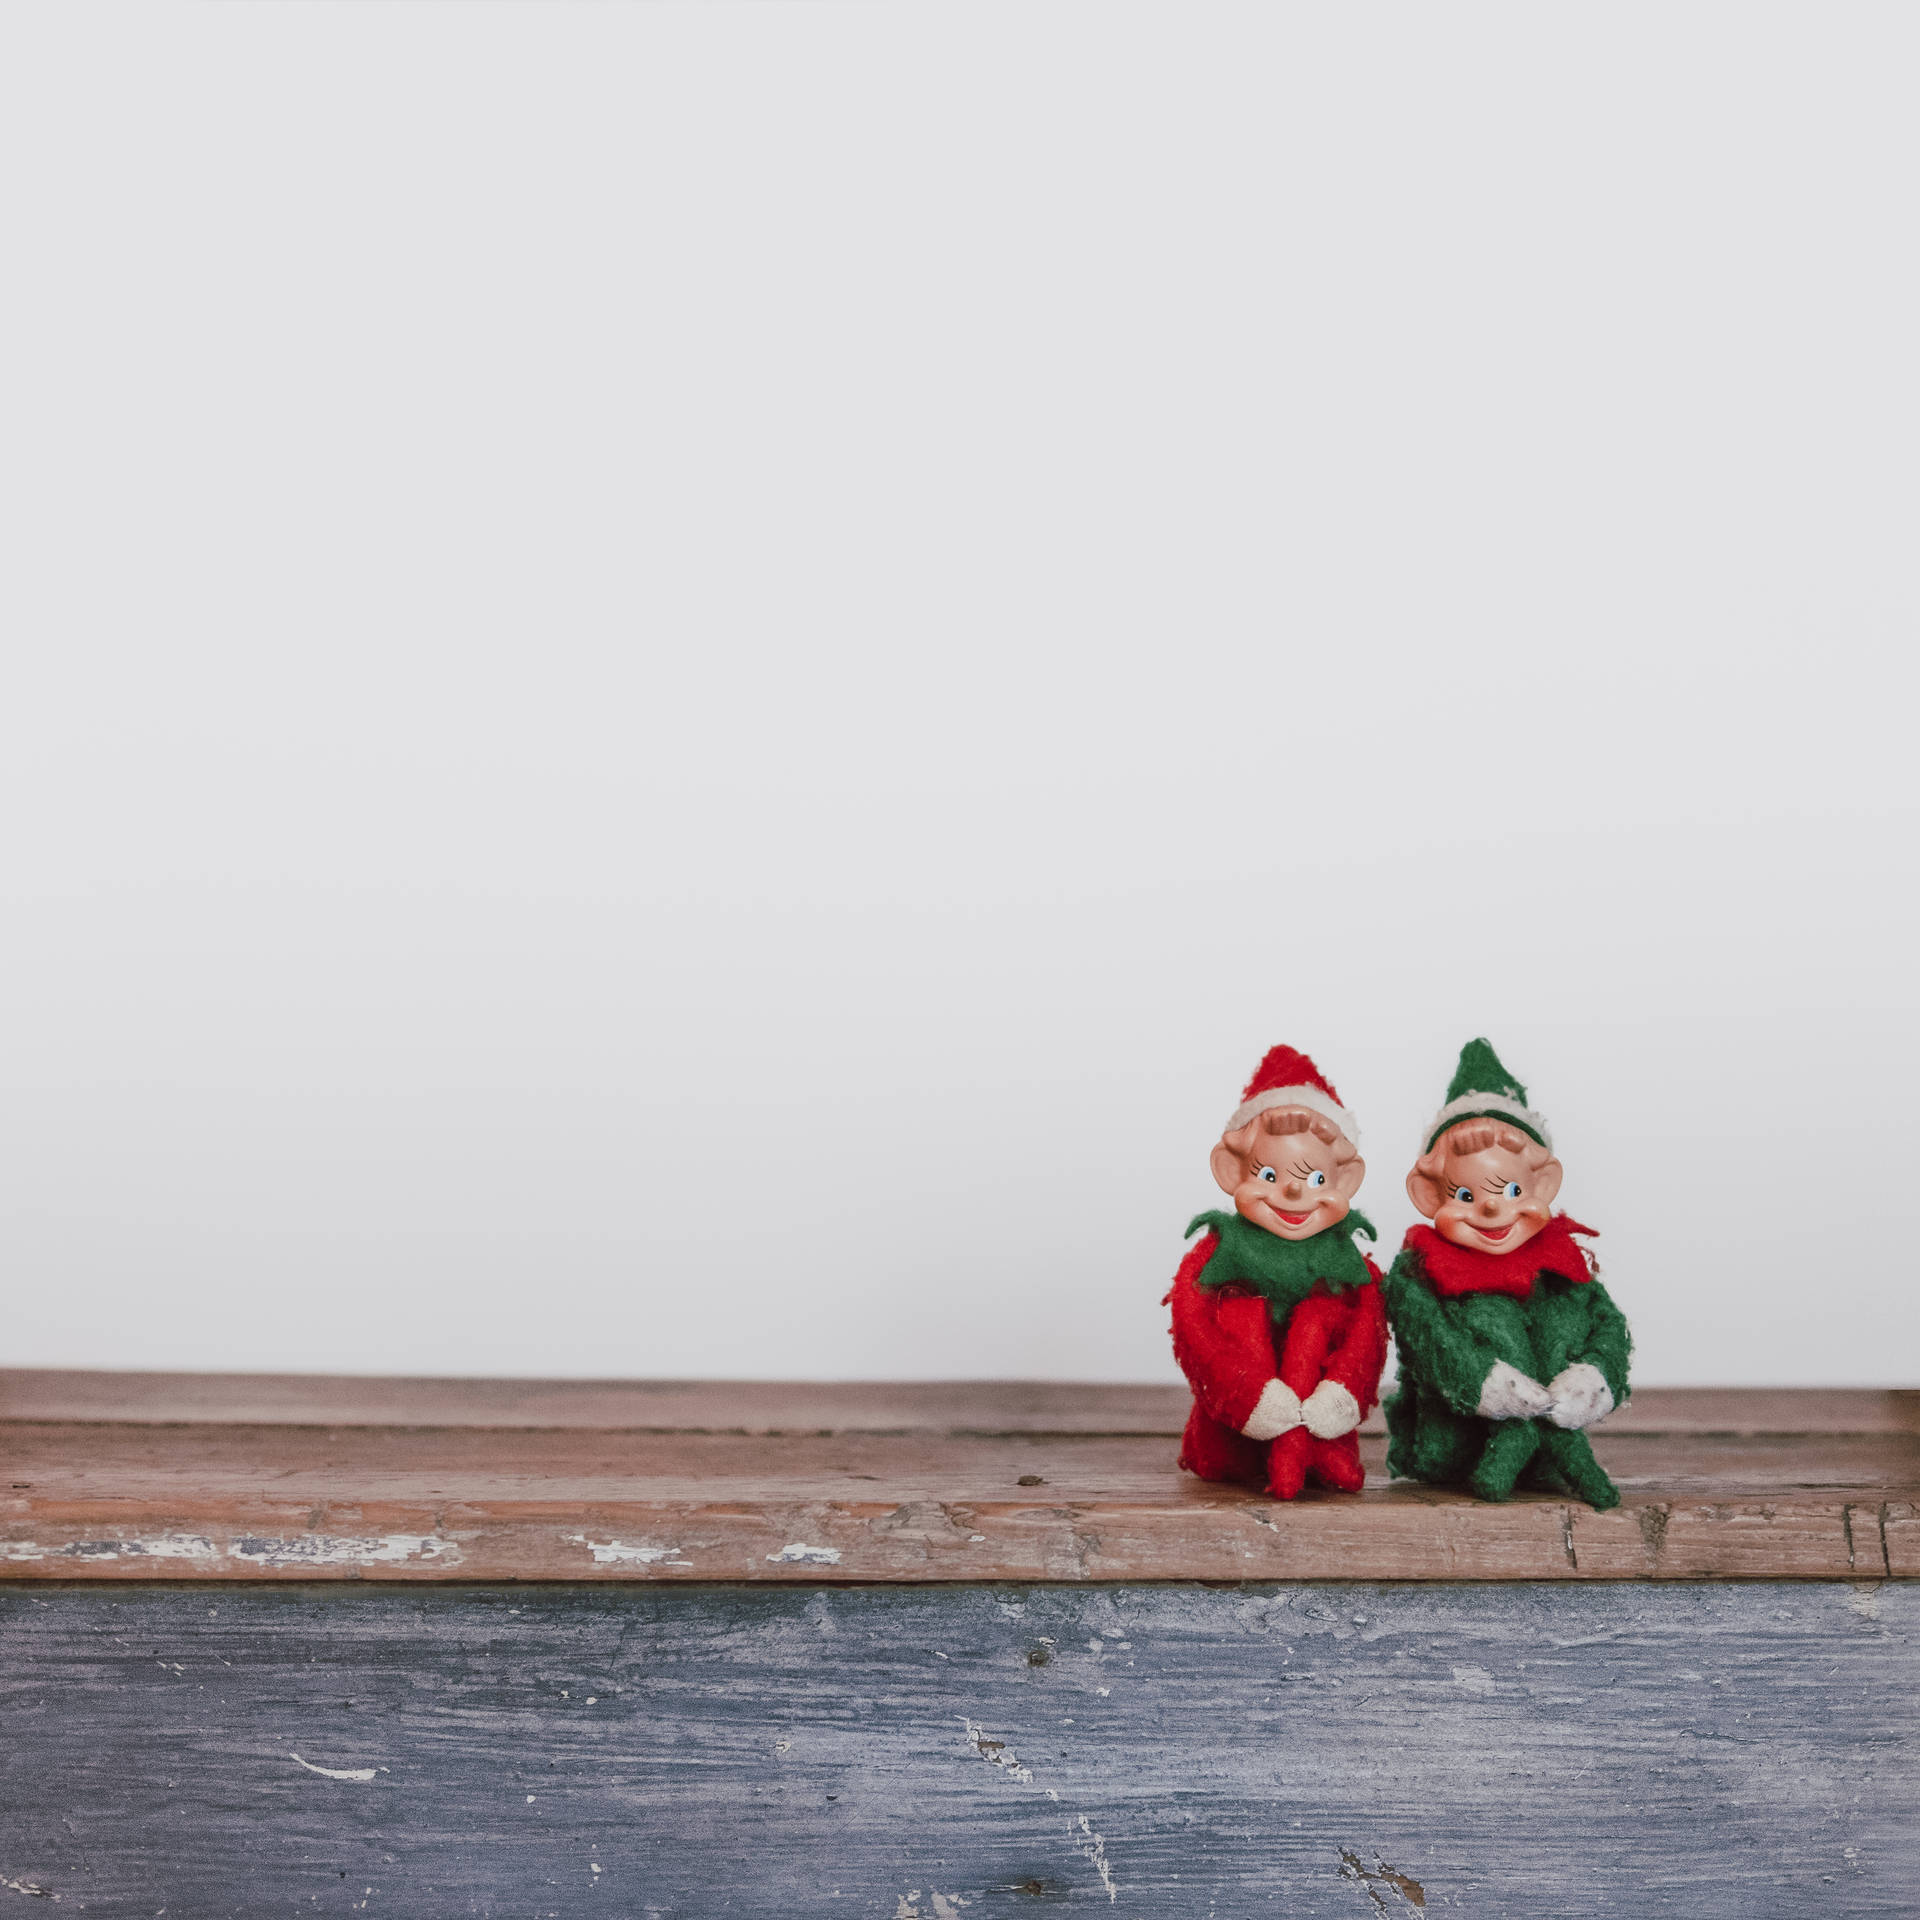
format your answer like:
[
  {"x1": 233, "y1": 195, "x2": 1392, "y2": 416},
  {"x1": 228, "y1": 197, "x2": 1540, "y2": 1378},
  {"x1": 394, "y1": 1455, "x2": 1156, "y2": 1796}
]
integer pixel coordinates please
[
  {"x1": 1210, "y1": 1122, "x2": 1257, "y2": 1196},
  {"x1": 1530, "y1": 1156, "x2": 1563, "y2": 1207},
  {"x1": 1332, "y1": 1152, "x2": 1366, "y2": 1202},
  {"x1": 1406, "y1": 1147, "x2": 1448, "y2": 1219}
]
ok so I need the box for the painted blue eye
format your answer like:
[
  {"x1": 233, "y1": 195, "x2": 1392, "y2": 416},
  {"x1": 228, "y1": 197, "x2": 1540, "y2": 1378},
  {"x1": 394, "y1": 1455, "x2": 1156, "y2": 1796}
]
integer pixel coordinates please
[
  {"x1": 1504, "y1": 1181, "x2": 1522, "y2": 1200},
  {"x1": 1308, "y1": 1170, "x2": 1327, "y2": 1188},
  {"x1": 1257, "y1": 1166, "x2": 1278, "y2": 1183},
  {"x1": 1454, "y1": 1186, "x2": 1473, "y2": 1204}
]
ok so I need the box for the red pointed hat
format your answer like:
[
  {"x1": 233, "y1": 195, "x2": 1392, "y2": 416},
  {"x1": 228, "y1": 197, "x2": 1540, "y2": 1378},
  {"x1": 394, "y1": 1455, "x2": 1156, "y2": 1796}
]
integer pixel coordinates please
[{"x1": 1225, "y1": 1045, "x2": 1358, "y2": 1145}]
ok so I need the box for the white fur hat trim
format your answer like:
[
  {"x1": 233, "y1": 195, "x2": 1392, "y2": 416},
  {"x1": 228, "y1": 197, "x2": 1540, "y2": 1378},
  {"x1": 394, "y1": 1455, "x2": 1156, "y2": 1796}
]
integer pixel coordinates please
[{"x1": 1421, "y1": 1091, "x2": 1553, "y2": 1155}]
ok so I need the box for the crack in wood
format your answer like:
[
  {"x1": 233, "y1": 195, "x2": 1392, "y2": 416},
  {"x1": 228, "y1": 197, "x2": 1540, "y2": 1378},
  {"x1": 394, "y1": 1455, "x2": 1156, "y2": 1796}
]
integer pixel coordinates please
[
  {"x1": 1843, "y1": 1503, "x2": 1893, "y2": 1579},
  {"x1": 1338, "y1": 1849, "x2": 1426, "y2": 1912}
]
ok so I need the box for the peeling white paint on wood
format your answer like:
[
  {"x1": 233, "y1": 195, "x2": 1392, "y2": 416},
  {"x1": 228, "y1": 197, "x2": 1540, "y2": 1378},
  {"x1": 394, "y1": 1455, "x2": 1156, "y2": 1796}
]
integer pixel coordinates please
[
  {"x1": 959, "y1": 1711, "x2": 1123, "y2": 1893},
  {"x1": 957, "y1": 1717, "x2": 1033, "y2": 1785},
  {"x1": 765, "y1": 1544, "x2": 841, "y2": 1566},
  {"x1": 1339, "y1": 1849, "x2": 1428, "y2": 1913},
  {"x1": 229, "y1": 1535, "x2": 457, "y2": 1568},
  {"x1": 1074, "y1": 1814, "x2": 1119, "y2": 1903},
  {"x1": 289, "y1": 1753, "x2": 379, "y2": 1783},
  {"x1": 0, "y1": 1534, "x2": 219, "y2": 1564},
  {"x1": 568, "y1": 1537, "x2": 689, "y2": 1567},
  {"x1": 895, "y1": 1890, "x2": 968, "y2": 1918},
  {"x1": 0, "y1": 1533, "x2": 456, "y2": 1570}
]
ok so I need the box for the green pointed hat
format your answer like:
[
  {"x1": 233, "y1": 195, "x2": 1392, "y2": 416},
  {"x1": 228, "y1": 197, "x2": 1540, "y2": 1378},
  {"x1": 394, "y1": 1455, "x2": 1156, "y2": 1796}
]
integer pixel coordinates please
[{"x1": 1421, "y1": 1038, "x2": 1553, "y2": 1153}]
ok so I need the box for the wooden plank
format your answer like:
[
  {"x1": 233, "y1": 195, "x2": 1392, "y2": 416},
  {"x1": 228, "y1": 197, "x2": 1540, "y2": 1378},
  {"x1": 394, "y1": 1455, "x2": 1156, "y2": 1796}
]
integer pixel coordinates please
[
  {"x1": 0, "y1": 1369, "x2": 1197, "y2": 1433},
  {"x1": 0, "y1": 1580, "x2": 1912, "y2": 1915},
  {"x1": 1598, "y1": 1387, "x2": 1920, "y2": 1436},
  {"x1": 3, "y1": 1414, "x2": 1914, "y2": 1583},
  {"x1": 6, "y1": 1369, "x2": 1915, "y2": 1435}
]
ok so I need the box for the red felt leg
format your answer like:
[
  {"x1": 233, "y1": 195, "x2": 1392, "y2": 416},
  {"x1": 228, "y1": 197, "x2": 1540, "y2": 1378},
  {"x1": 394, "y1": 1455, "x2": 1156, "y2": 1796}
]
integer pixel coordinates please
[
  {"x1": 1277, "y1": 1295, "x2": 1339, "y2": 1399},
  {"x1": 1307, "y1": 1431, "x2": 1366, "y2": 1494},
  {"x1": 1178, "y1": 1400, "x2": 1268, "y2": 1488},
  {"x1": 1266, "y1": 1426, "x2": 1312, "y2": 1501}
]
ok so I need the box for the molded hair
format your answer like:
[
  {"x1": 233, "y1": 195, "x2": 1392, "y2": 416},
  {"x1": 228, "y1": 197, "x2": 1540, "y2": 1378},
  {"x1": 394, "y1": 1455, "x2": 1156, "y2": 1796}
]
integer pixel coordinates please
[
  {"x1": 1414, "y1": 1119, "x2": 1552, "y2": 1182},
  {"x1": 1222, "y1": 1108, "x2": 1359, "y2": 1166}
]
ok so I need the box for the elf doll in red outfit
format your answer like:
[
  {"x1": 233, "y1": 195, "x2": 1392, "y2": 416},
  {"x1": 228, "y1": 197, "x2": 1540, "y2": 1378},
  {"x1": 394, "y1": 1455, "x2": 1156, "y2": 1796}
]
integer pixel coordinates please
[{"x1": 1167, "y1": 1047, "x2": 1389, "y2": 1500}]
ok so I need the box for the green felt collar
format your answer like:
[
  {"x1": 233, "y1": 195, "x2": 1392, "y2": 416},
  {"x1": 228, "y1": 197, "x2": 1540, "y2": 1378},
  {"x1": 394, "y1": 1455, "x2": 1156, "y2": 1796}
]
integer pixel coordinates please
[{"x1": 1186, "y1": 1207, "x2": 1376, "y2": 1318}]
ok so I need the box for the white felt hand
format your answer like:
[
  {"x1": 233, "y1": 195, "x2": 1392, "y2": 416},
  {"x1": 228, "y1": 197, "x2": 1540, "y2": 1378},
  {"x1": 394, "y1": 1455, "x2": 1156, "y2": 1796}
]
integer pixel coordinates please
[
  {"x1": 1546, "y1": 1363, "x2": 1616, "y2": 1430},
  {"x1": 1240, "y1": 1379, "x2": 1304, "y2": 1441},
  {"x1": 1476, "y1": 1361, "x2": 1554, "y2": 1422},
  {"x1": 1300, "y1": 1380, "x2": 1362, "y2": 1440}
]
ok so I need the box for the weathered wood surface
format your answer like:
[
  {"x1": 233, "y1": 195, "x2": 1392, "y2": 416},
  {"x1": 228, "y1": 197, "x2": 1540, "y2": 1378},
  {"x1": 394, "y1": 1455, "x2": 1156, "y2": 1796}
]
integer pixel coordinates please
[
  {"x1": 0, "y1": 1579, "x2": 1911, "y2": 1916},
  {"x1": 7, "y1": 1371, "x2": 1915, "y2": 1436},
  {"x1": 2, "y1": 1377, "x2": 1914, "y2": 1582},
  {"x1": 0, "y1": 1372, "x2": 1204, "y2": 1434}
]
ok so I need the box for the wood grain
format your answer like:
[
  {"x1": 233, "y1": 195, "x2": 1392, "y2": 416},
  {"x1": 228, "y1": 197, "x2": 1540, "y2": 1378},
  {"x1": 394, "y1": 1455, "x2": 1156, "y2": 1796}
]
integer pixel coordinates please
[
  {"x1": 0, "y1": 1370, "x2": 1199, "y2": 1433},
  {"x1": 0, "y1": 1580, "x2": 1912, "y2": 1916},
  {"x1": 6, "y1": 1370, "x2": 1915, "y2": 1434},
  {"x1": 2, "y1": 1376, "x2": 1914, "y2": 1582}
]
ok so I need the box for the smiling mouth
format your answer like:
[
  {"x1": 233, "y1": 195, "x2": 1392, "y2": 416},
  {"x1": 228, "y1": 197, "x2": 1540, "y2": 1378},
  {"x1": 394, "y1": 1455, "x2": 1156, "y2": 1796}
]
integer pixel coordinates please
[
  {"x1": 1474, "y1": 1222, "x2": 1515, "y2": 1240},
  {"x1": 1274, "y1": 1208, "x2": 1314, "y2": 1225}
]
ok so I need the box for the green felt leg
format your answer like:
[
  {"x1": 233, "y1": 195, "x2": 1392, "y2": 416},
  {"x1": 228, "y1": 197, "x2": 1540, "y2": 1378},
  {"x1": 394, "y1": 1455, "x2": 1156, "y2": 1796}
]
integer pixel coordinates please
[
  {"x1": 1538, "y1": 1426, "x2": 1621, "y2": 1511},
  {"x1": 1467, "y1": 1418, "x2": 1541, "y2": 1503},
  {"x1": 1518, "y1": 1449, "x2": 1574, "y2": 1496},
  {"x1": 1386, "y1": 1384, "x2": 1484, "y2": 1486},
  {"x1": 1382, "y1": 1385, "x2": 1416, "y2": 1481}
]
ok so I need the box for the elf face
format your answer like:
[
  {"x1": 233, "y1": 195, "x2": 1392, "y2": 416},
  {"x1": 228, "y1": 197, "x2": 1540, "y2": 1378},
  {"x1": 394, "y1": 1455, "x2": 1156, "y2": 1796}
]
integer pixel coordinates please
[
  {"x1": 1406, "y1": 1121, "x2": 1563, "y2": 1255},
  {"x1": 1210, "y1": 1108, "x2": 1366, "y2": 1240}
]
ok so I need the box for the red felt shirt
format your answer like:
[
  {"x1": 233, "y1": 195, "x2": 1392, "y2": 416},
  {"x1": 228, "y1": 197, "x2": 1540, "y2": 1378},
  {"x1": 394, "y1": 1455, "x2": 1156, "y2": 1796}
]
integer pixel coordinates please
[{"x1": 1167, "y1": 1230, "x2": 1389, "y2": 1432}]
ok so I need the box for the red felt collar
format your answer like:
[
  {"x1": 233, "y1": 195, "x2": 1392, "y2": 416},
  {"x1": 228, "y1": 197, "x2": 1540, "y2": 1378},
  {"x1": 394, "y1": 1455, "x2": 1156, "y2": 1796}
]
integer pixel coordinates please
[{"x1": 1404, "y1": 1214, "x2": 1598, "y2": 1300}]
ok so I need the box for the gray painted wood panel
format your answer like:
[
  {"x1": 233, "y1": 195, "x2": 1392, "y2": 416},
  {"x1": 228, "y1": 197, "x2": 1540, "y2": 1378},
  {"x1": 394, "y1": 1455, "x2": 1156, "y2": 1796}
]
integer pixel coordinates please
[{"x1": 1, "y1": 1580, "x2": 1912, "y2": 1916}]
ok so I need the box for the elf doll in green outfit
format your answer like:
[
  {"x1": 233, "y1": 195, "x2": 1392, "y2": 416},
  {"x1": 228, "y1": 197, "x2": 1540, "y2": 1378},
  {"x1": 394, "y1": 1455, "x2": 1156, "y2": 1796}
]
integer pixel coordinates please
[
  {"x1": 1168, "y1": 1047, "x2": 1389, "y2": 1500},
  {"x1": 1383, "y1": 1040, "x2": 1631, "y2": 1509}
]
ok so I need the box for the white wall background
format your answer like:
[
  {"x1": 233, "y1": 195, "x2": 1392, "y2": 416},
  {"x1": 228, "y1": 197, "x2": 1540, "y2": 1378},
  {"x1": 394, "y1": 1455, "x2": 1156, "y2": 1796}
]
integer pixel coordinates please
[{"x1": 2, "y1": 4, "x2": 1915, "y2": 1385}]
